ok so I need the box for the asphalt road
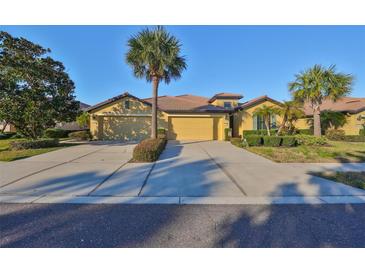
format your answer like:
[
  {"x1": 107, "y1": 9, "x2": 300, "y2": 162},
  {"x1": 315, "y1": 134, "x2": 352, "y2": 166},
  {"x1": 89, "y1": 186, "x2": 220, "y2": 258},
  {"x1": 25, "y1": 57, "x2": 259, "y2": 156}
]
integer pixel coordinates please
[{"x1": 1, "y1": 203, "x2": 365, "y2": 247}]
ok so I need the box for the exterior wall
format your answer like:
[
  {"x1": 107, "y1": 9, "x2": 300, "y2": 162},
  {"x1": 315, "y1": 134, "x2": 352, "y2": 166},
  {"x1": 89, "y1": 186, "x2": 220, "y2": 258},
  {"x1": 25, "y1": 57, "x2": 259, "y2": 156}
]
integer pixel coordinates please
[
  {"x1": 295, "y1": 111, "x2": 365, "y2": 135},
  {"x1": 88, "y1": 96, "x2": 229, "y2": 141},
  {"x1": 233, "y1": 100, "x2": 283, "y2": 137},
  {"x1": 0, "y1": 122, "x2": 16, "y2": 133}
]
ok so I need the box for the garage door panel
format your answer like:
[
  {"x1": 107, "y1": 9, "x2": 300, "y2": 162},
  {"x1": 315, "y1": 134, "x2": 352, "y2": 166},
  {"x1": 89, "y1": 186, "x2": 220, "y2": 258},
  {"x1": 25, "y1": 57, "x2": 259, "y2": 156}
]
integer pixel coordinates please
[
  {"x1": 168, "y1": 117, "x2": 215, "y2": 140},
  {"x1": 102, "y1": 116, "x2": 151, "y2": 141}
]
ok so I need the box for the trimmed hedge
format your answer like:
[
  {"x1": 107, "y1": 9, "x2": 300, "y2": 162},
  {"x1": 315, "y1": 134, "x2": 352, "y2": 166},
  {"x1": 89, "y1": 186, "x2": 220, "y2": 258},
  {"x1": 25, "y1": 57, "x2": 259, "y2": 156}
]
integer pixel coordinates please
[
  {"x1": 295, "y1": 135, "x2": 328, "y2": 146},
  {"x1": 343, "y1": 135, "x2": 365, "y2": 142},
  {"x1": 68, "y1": 130, "x2": 91, "y2": 140},
  {"x1": 157, "y1": 128, "x2": 167, "y2": 139},
  {"x1": 133, "y1": 138, "x2": 167, "y2": 162},
  {"x1": 242, "y1": 129, "x2": 277, "y2": 136},
  {"x1": 360, "y1": 128, "x2": 365, "y2": 136},
  {"x1": 297, "y1": 129, "x2": 313, "y2": 135},
  {"x1": 244, "y1": 135, "x2": 263, "y2": 146},
  {"x1": 263, "y1": 136, "x2": 282, "y2": 147},
  {"x1": 10, "y1": 139, "x2": 59, "y2": 150},
  {"x1": 325, "y1": 129, "x2": 345, "y2": 141},
  {"x1": 0, "y1": 132, "x2": 16, "y2": 140},
  {"x1": 44, "y1": 128, "x2": 70, "y2": 138},
  {"x1": 281, "y1": 136, "x2": 297, "y2": 147},
  {"x1": 224, "y1": 128, "x2": 232, "y2": 141}
]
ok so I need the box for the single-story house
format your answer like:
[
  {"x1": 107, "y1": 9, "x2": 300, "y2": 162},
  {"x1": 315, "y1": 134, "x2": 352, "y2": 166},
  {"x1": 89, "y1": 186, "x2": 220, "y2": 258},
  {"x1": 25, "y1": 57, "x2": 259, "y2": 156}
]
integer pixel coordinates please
[
  {"x1": 295, "y1": 97, "x2": 365, "y2": 135},
  {"x1": 87, "y1": 91, "x2": 365, "y2": 141}
]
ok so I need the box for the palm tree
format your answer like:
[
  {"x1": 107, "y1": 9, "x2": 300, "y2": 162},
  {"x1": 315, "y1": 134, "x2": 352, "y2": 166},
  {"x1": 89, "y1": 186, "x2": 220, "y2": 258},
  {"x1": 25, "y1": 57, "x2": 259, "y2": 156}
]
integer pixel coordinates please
[
  {"x1": 126, "y1": 26, "x2": 186, "y2": 138},
  {"x1": 253, "y1": 105, "x2": 280, "y2": 136},
  {"x1": 276, "y1": 101, "x2": 304, "y2": 135},
  {"x1": 307, "y1": 110, "x2": 347, "y2": 134},
  {"x1": 289, "y1": 65, "x2": 353, "y2": 136}
]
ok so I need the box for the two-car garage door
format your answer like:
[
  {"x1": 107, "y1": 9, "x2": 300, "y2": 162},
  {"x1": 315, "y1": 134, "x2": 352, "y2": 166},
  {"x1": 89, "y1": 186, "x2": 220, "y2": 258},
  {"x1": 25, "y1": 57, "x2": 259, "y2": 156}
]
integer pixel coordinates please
[{"x1": 167, "y1": 117, "x2": 218, "y2": 140}]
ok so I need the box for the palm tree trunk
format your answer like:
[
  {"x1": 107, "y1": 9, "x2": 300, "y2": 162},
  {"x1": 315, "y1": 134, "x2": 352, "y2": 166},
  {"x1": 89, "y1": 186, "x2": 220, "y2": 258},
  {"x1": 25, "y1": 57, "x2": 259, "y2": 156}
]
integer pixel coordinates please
[
  {"x1": 265, "y1": 117, "x2": 271, "y2": 136},
  {"x1": 277, "y1": 116, "x2": 287, "y2": 136},
  {"x1": 313, "y1": 107, "x2": 321, "y2": 137},
  {"x1": 151, "y1": 76, "x2": 159, "y2": 139}
]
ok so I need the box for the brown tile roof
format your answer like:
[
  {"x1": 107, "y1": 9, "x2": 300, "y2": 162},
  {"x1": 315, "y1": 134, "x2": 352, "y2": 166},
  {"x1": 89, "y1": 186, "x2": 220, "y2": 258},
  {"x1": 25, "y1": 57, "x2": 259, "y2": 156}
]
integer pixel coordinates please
[
  {"x1": 143, "y1": 94, "x2": 228, "y2": 112},
  {"x1": 235, "y1": 95, "x2": 283, "y2": 111},
  {"x1": 303, "y1": 97, "x2": 365, "y2": 115},
  {"x1": 208, "y1": 92, "x2": 243, "y2": 103}
]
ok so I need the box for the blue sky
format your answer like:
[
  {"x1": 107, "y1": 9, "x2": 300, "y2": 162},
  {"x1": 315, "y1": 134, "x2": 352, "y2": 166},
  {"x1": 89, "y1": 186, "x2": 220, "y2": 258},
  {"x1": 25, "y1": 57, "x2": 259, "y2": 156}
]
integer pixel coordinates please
[{"x1": 1, "y1": 25, "x2": 364, "y2": 105}]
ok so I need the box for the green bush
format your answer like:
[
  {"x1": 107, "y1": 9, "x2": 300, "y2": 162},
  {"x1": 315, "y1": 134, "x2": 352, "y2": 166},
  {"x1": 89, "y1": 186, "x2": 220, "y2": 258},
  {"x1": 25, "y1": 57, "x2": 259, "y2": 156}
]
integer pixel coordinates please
[
  {"x1": 343, "y1": 135, "x2": 365, "y2": 142},
  {"x1": 263, "y1": 136, "x2": 282, "y2": 147},
  {"x1": 10, "y1": 132, "x2": 25, "y2": 139},
  {"x1": 325, "y1": 129, "x2": 345, "y2": 141},
  {"x1": 68, "y1": 130, "x2": 91, "y2": 140},
  {"x1": 224, "y1": 128, "x2": 232, "y2": 141},
  {"x1": 133, "y1": 138, "x2": 167, "y2": 162},
  {"x1": 295, "y1": 135, "x2": 328, "y2": 146},
  {"x1": 10, "y1": 138, "x2": 59, "y2": 150},
  {"x1": 230, "y1": 137, "x2": 243, "y2": 147},
  {"x1": 244, "y1": 135, "x2": 263, "y2": 146},
  {"x1": 297, "y1": 129, "x2": 313, "y2": 135},
  {"x1": 360, "y1": 128, "x2": 365, "y2": 136},
  {"x1": 281, "y1": 136, "x2": 297, "y2": 147},
  {"x1": 44, "y1": 128, "x2": 70, "y2": 138},
  {"x1": 242, "y1": 129, "x2": 277, "y2": 136},
  {"x1": 157, "y1": 128, "x2": 167, "y2": 139},
  {"x1": 0, "y1": 132, "x2": 16, "y2": 139}
]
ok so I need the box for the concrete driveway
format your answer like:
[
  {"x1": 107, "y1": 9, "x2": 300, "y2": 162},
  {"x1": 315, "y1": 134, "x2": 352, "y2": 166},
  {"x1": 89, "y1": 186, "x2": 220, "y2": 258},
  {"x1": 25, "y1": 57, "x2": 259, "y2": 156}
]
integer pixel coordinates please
[{"x1": 0, "y1": 140, "x2": 364, "y2": 204}]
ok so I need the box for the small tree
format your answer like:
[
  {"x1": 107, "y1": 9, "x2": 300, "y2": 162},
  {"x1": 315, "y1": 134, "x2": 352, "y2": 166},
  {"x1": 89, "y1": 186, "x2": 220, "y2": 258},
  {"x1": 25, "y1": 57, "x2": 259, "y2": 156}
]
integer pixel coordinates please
[
  {"x1": 76, "y1": 112, "x2": 90, "y2": 129},
  {"x1": 289, "y1": 65, "x2": 353, "y2": 136},
  {"x1": 0, "y1": 31, "x2": 79, "y2": 139},
  {"x1": 253, "y1": 105, "x2": 280, "y2": 136},
  {"x1": 276, "y1": 101, "x2": 304, "y2": 135},
  {"x1": 126, "y1": 26, "x2": 186, "y2": 138}
]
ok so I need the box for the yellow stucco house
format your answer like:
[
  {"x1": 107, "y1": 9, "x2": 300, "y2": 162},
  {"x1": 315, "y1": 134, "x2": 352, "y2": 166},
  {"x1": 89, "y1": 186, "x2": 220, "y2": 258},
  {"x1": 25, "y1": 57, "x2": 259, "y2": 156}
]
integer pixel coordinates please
[{"x1": 87, "y1": 92, "x2": 365, "y2": 141}]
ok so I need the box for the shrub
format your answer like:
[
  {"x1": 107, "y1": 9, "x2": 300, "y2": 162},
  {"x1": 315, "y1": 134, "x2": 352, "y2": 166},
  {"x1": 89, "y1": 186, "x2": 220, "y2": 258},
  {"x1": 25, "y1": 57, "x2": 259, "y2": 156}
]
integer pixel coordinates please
[
  {"x1": 281, "y1": 136, "x2": 297, "y2": 147},
  {"x1": 133, "y1": 138, "x2": 167, "y2": 162},
  {"x1": 325, "y1": 129, "x2": 345, "y2": 141},
  {"x1": 0, "y1": 132, "x2": 16, "y2": 140},
  {"x1": 224, "y1": 128, "x2": 232, "y2": 141},
  {"x1": 10, "y1": 138, "x2": 59, "y2": 150},
  {"x1": 343, "y1": 135, "x2": 365, "y2": 142},
  {"x1": 230, "y1": 137, "x2": 243, "y2": 147},
  {"x1": 295, "y1": 135, "x2": 328, "y2": 146},
  {"x1": 244, "y1": 135, "x2": 263, "y2": 146},
  {"x1": 68, "y1": 130, "x2": 91, "y2": 140},
  {"x1": 263, "y1": 136, "x2": 282, "y2": 147},
  {"x1": 10, "y1": 132, "x2": 25, "y2": 139},
  {"x1": 242, "y1": 129, "x2": 277, "y2": 136},
  {"x1": 360, "y1": 128, "x2": 365, "y2": 136},
  {"x1": 157, "y1": 128, "x2": 167, "y2": 139},
  {"x1": 297, "y1": 129, "x2": 313, "y2": 135},
  {"x1": 44, "y1": 128, "x2": 70, "y2": 138}
]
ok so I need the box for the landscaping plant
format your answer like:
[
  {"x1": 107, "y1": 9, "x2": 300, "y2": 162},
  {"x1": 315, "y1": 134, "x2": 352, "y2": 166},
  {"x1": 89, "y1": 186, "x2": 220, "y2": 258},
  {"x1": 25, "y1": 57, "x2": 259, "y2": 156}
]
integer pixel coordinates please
[
  {"x1": 133, "y1": 137, "x2": 167, "y2": 162},
  {"x1": 263, "y1": 136, "x2": 282, "y2": 147}
]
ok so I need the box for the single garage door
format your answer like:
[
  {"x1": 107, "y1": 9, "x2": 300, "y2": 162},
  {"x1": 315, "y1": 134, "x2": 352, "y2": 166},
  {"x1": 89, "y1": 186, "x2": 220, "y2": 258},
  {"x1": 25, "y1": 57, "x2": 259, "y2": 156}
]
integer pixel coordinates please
[
  {"x1": 102, "y1": 116, "x2": 151, "y2": 141},
  {"x1": 168, "y1": 117, "x2": 218, "y2": 140}
]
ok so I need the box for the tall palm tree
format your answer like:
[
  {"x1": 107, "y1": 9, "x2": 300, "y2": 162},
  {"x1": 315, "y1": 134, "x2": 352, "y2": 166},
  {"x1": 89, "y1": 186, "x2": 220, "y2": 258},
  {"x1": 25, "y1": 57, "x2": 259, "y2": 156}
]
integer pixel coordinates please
[
  {"x1": 275, "y1": 101, "x2": 304, "y2": 135},
  {"x1": 253, "y1": 105, "x2": 280, "y2": 136},
  {"x1": 126, "y1": 26, "x2": 186, "y2": 138},
  {"x1": 289, "y1": 65, "x2": 353, "y2": 136}
]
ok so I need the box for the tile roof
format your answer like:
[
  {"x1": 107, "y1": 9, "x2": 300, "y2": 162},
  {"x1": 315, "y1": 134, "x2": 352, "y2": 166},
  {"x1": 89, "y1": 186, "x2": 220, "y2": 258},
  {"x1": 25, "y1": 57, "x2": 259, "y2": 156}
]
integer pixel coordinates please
[
  {"x1": 303, "y1": 97, "x2": 365, "y2": 115},
  {"x1": 208, "y1": 92, "x2": 243, "y2": 103},
  {"x1": 235, "y1": 95, "x2": 283, "y2": 111},
  {"x1": 143, "y1": 94, "x2": 228, "y2": 112}
]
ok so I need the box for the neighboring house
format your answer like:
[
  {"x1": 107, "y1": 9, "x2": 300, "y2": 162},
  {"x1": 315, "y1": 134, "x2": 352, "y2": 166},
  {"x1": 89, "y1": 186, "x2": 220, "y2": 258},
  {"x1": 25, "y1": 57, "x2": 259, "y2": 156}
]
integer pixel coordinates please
[
  {"x1": 0, "y1": 122, "x2": 16, "y2": 133},
  {"x1": 87, "y1": 92, "x2": 365, "y2": 141},
  {"x1": 295, "y1": 97, "x2": 365, "y2": 135}
]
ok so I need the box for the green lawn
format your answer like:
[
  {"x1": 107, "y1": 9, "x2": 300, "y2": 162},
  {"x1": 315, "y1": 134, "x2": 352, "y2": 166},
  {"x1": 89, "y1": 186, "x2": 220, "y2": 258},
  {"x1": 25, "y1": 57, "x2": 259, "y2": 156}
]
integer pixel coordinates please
[
  {"x1": 245, "y1": 141, "x2": 365, "y2": 163},
  {"x1": 313, "y1": 171, "x2": 365, "y2": 190},
  {"x1": 0, "y1": 138, "x2": 76, "y2": 162}
]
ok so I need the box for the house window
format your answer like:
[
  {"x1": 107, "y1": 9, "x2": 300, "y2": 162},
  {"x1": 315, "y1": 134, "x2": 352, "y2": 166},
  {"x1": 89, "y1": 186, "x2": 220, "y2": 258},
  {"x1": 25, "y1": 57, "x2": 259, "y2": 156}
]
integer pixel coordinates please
[
  {"x1": 223, "y1": 102, "x2": 232, "y2": 109},
  {"x1": 253, "y1": 114, "x2": 277, "y2": 130},
  {"x1": 124, "y1": 100, "x2": 130, "y2": 110}
]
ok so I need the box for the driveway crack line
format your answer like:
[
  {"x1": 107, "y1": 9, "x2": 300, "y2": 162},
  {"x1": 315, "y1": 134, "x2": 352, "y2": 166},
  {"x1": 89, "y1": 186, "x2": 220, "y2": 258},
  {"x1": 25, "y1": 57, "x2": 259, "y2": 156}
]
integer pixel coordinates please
[
  {"x1": 199, "y1": 144, "x2": 248, "y2": 196},
  {"x1": 137, "y1": 162, "x2": 156, "y2": 197}
]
